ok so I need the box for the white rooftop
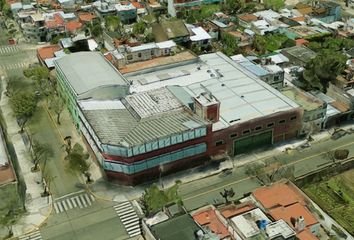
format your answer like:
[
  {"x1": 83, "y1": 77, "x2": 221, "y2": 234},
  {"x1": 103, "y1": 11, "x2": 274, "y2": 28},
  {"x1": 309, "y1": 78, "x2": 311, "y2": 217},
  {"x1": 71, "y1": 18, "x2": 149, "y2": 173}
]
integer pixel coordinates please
[
  {"x1": 231, "y1": 208, "x2": 270, "y2": 239},
  {"x1": 115, "y1": 3, "x2": 136, "y2": 11},
  {"x1": 266, "y1": 220, "x2": 296, "y2": 239},
  {"x1": 190, "y1": 27, "x2": 212, "y2": 42},
  {"x1": 126, "y1": 52, "x2": 298, "y2": 131},
  {"x1": 254, "y1": 9, "x2": 281, "y2": 21},
  {"x1": 156, "y1": 40, "x2": 176, "y2": 49},
  {"x1": 79, "y1": 99, "x2": 125, "y2": 110},
  {"x1": 129, "y1": 43, "x2": 157, "y2": 52}
]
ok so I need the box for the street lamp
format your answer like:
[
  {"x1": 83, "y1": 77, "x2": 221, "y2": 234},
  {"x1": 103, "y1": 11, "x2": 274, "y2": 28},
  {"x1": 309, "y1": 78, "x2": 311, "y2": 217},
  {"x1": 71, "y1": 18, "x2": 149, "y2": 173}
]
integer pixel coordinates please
[{"x1": 159, "y1": 164, "x2": 164, "y2": 189}]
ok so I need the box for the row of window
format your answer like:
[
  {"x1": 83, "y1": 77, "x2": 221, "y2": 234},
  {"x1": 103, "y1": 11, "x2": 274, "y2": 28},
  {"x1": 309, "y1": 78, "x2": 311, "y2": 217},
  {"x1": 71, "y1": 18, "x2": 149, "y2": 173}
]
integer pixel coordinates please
[
  {"x1": 102, "y1": 127, "x2": 207, "y2": 157},
  {"x1": 227, "y1": 115, "x2": 297, "y2": 139},
  {"x1": 102, "y1": 143, "x2": 207, "y2": 174}
]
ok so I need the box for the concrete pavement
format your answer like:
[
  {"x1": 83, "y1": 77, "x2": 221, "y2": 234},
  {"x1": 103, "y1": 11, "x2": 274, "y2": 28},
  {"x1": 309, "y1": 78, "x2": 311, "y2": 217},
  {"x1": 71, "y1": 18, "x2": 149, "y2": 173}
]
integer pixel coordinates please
[{"x1": 0, "y1": 77, "x2": 52, "y2": 238}]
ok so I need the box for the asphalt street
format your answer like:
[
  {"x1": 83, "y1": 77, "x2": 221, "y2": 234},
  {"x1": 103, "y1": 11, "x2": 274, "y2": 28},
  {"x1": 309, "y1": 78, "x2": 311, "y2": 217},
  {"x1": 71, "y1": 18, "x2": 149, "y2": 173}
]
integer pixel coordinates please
[{"x1": 178, "y1": 130, "x2": 354, "y2": 210}]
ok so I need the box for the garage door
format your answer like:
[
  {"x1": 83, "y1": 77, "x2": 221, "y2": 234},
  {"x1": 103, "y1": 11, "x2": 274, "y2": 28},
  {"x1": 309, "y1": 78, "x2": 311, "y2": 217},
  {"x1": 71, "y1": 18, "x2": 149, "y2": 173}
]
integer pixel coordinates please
[{"x1": 233, "y1": 131, "x2": 272, "y2": 155}]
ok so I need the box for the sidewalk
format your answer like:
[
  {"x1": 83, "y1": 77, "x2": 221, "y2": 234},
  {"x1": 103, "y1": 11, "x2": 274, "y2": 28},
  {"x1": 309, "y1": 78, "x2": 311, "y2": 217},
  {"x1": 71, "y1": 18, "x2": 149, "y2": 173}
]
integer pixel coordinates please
[
  {"x1": 88, "y1": 123, "x2": 354, "y2": 203},
  {"x1": 0, "y1": 79, "x2": 52, "y2": 238}
]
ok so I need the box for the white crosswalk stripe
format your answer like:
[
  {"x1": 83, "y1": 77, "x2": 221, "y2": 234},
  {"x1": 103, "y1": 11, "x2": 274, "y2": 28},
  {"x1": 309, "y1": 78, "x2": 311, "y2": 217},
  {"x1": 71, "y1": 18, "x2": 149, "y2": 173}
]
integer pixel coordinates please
[
  {"x1": 19, "y1": 230, "x2": 42, "y2": 240},
  {"x1": 0, "y1": 62, "x2": 28, "y2": 70},
  {"x1": 54, "y1": 192, "x2": 95, "y2": 214},
  {"x1": 0, "y1": 45, "x2": 20, "y2": 55},
  {"x1": 114, "y1": 201, "x2": 141, "y2": 237}
]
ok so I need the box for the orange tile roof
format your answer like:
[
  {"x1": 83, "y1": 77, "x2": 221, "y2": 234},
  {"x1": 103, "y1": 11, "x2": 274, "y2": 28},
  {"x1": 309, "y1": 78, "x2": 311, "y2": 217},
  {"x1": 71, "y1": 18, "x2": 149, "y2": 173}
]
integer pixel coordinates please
[
  {"x1": 238, "y1": 14, "x2": 257, "y2": 22},
  {"x1": 295, "y1": 39, "x2": 309, "y2": 45},
  {"x1": 65, "y1": 21, "x2": 83, "y2": 32},
  {"x1": 45, "y1": 13, "x2": 64, "y2": 28},
  {"x1": 0, "y1": 165, "x2": 16, "y2": 186},
  {"x1": 131, "y1": 1, "x2": 144, "y2": 8},
  {"x1": 253, "y1": 182, "x2": 306, "y2": 209},
  {"x1": 193, "y1": 209, "x2": 231, "y2": 239},
  {"x1": 291, "y1": 16, "x2": 306, "y2": 22},
  {"x1": 105, "y1": 52, "x2": 113, "y2": 62},
  {"x1": 220, "y1": 202, "x2": 256, "y2": 219},
  {"x1": 297, "y1": 229, "x2": 319, "y2": 240},
  {"x1": 331, "y1": 101, "x2": 350, "y2": 112},
  {"x1": 269, "y1": 203, "x2": 319, "y2": 229},
  {"x1": 37, "y1": 45, "x2": 62, "y2": 60},
  {"x1": 77, "y1": 12, "x2": 97, "y2": 22}
]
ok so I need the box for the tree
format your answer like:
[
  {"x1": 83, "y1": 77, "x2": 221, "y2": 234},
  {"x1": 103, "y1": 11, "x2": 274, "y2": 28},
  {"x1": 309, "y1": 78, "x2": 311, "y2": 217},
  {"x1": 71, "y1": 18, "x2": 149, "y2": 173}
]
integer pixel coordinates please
[
  {"x1": 90, "y1": 22, "x2": 103, "y2": 38},
  {"x1": 141, "y1": 14, "x2": 156, "y2": 26},
  {"x1": 10, "y1": 92, "x2": 37, "y2": 132},
  {"x1": 105, "y1": 15, "x2": 121, "y2": 32},
  {"x1": 0, "y1": 200, "x2": 24, "y2": 238},
  {"x1": 222, "y1": 0, "x2": 245, "y2": 15},
  {"x1": 264, "y1": 0, "x2": 284, "y2": 10},
  {"x1": 24, "y1": 66, "x2": 51, "y2": 97},
  {"x1": 221, "y1": 32, "x2": 239, "y2": 56},
  {"x1": 31, "y1": 140, "x2": 53, "y2": 172},
  {"x1": 301, "y1": 50, "x2": 347, "y2": 92},
  {"x1": 253, "y1": 35, "x2": 267, "y2": 54},
  {"x1": 66, "y1": 143, "x2": 91, "y2": 183},
  {"x1": 132, "y1": 21, "x2": 146, "y2": 36},
  {"x1": 219, "y1": 188, "x2": 235, "y2": 204},
  {"x1": 50, "y1": 95, "x2": 65, "y2": 125}
]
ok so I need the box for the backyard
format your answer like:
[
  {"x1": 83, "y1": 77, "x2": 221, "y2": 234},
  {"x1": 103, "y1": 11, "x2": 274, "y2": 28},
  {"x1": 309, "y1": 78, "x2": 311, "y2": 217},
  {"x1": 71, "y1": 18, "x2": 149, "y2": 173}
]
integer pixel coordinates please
[{"x1": 303, "y1": 169, "x2": 354, "y2": 236}]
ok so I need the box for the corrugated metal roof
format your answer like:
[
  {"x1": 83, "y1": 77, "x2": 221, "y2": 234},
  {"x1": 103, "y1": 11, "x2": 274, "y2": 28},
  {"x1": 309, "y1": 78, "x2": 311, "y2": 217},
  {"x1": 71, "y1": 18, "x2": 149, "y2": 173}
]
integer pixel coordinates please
[
  {"x1": 83, "y1": 108, "x2": 206, "y2": 146},
  {"x1": 55, "y1": 52, "x2": 128, "y2": 95}
]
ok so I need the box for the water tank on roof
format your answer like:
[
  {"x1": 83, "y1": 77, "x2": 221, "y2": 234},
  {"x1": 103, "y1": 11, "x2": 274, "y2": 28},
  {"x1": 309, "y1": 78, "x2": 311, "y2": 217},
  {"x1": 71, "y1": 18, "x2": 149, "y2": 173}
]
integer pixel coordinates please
[{"x1": 256, "y1": 219, "x2": 268, "y2": 230}]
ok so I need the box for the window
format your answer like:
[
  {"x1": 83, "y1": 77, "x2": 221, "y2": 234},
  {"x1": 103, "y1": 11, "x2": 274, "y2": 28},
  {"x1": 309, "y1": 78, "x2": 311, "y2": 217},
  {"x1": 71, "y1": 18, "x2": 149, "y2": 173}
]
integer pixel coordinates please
[
  {"x1": 127, "y1": 54, "x2": 132, "y2": 60},
  {"x1": 278, "y1": 119, "x2": 286, "y2": 124},
  {"x1": 243, "y1": 129, "x2": 250, "y2": 135},
  {"x1": 230, "y1": 133, "x2": 238, "y2": 138},
  {"x1": 151, "y1": 50, "x2": 154, "y2": 56},
  {"x1": 267, "y1": 122, "x2": 274, "y2": 128},
  {"x1": 215, "y1": 140, "x2": 224, "y2": 146},
  {"x1": 254, "y1": 126, "x2": 262, "y2": 131},
  {"x1": 290, "y1": 116, "x2": 297, "y2": 121},
  {"x1": 138, "y1": 53, "x2": 142, "y2": 58}
]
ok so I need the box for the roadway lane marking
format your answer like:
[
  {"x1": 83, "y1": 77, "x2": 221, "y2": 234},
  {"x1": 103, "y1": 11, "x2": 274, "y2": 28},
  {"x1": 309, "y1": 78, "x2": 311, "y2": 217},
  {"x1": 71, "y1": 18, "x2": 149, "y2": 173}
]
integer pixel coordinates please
[{"x1": 183, "y1": 139, "x2": 354, "y2": 202}]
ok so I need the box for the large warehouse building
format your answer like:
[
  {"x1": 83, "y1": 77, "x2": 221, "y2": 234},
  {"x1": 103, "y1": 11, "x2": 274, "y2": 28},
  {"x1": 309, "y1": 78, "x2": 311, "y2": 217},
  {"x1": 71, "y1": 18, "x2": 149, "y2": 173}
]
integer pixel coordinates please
[{"x1": 56, "y1": 51, "x2": 302, "y2": 185}]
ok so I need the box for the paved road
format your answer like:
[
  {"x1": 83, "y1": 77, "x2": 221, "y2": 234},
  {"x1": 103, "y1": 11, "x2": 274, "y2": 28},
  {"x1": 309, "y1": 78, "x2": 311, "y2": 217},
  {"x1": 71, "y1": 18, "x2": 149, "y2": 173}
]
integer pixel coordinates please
[
  {"x1": 40, "y1": 199, "x2": 132, "y2": 240},
  {"x1": 178, "y1": 130, "x2": 354, "y2": 210}
]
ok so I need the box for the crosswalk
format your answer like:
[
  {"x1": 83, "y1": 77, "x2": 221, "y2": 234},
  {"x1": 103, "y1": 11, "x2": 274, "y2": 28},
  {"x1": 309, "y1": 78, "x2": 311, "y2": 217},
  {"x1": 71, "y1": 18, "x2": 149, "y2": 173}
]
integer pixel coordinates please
[
  {"x1": 19, "y1": 230, "x2": 42, "y2": 240},
  {"x1": 0, "y1": 62, "x2": 28, "y2": 70},
  {"x1": 0, "y1": 45, "x2": 20, "y2": 55},
  {"x1": 53, "y1": 192, "x2": 95, "y2": 214},
  {"x1": 114, "y1": 202, "x2": 141, "y2": 238}
]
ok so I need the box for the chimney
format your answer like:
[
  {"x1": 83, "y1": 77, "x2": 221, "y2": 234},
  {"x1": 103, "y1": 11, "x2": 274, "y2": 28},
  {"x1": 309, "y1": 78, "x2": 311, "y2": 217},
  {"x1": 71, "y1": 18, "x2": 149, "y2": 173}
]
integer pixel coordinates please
[{"x1": 295, "y1": 216, "x2": 306, "y2": 232}]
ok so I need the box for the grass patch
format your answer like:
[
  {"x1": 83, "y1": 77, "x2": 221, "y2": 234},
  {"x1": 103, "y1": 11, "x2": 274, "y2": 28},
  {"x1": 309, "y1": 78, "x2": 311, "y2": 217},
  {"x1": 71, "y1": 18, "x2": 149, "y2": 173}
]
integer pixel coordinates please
[
  {"x1": 265, "y1": 34, "x2": 289, "y2": 52},
  {"x1": 200, "y1": 4, "x2": 220, "y2": 18},
  {"x1": 303, "y1": 169, "x2": 354, "y2": 235}
]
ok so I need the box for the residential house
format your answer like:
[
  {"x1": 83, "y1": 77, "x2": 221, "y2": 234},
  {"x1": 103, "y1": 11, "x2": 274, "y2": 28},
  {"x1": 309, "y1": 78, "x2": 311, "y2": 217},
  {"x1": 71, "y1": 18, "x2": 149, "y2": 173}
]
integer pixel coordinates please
[
  {"x1": 281, "y1": 86, "x2": 326, "y2": 136},
  {"x1": 167, "y1": 0, "x2": 201, "y2": 17},
  {"x1": 232, "y1": 54, "x2": 284, "y2": 90},
  {"x1": 93, "y1": 0, "x2": 116, "y2": 17},
  {"x1": 188, "y1": 26, "x2": 212, "y2": 49},
  {"x1": 115, "y1": 2, "x2": 137, "y2": 24},
  {"x1": 251, "y1": 19, "x2": 278, "y2": 35},
  {"x1": 281, "y1": 45, "x2": 317, "y2": 67},
  {"x1": 237, "y1": 14, "x2": 257, "y2": 29},
  {"x1": 152, "y1": 20, "x2": 190, "y2": 43},
  {"x1": 252, "y1": 181, "x2": 321, "y2": 238},
  {"x1": 37, "y1": 44, "x2": 63, "y2": 69},
  {"x1": 77, "y1": 12, "x2": 98, "y2": 26},
  {"x1": 311, "y1": 1, "x2": 341, "y2": 24},
  {"x1": 21, "y1": 12, "x2": 47, "y2": 42}
]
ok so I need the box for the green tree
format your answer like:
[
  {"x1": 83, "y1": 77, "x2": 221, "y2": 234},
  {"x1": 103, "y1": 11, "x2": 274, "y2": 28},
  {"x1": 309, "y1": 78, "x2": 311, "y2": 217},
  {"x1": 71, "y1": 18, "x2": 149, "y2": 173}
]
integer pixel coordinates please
[
  {"x1": 0, "y1": 201, "x2": 24, "y2": 238},
  {"x1": 132, "y1": 21, "x2": 146, "y2": 35},
  {"x1": 253, "y1": 35, "x2": 267, "y2": 54},
  {"x1": 105, "y1": 15, "x2": 121, "y2": 32},
  {"x1": 90, "y1": 22, "x2": 103, "y2": 38},
  {"x1": 264, "y1": 0, "x2": 284, "y2": 10},
  {"x1": 307, "y1": 41, "x2": 322, "y2": 52},
  {"x1": 221, "y1": 32, "x2": 239, "y2": 56},
  {"x1": 10, "y1": 92, "x2": 37, "y2": 132},
  {"x1": 222, "y1": 0, "x2": 245, "y2": 14},
  {"x1": 23, "y1": 66, "x2": 51, "y2": 96},
  {"x1": 302, "y1": 50, "x2": 347, "y2": 92},
  {"x1": 50, "y1": 95, "x2": 65, "y2": 125},
  {"x1": 66, "y1": 143, "x2": 91, "y2": 183},
  {"x1": 31, "y1": 140, "x2": 53, "y2": 172},
  {"x1": 141, "y1": 14, "x2": 156, "y2": 26}
]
